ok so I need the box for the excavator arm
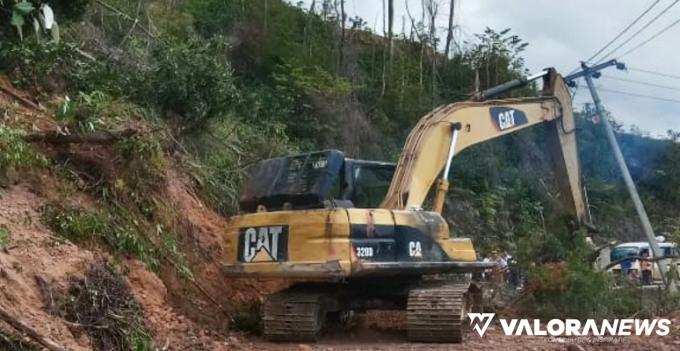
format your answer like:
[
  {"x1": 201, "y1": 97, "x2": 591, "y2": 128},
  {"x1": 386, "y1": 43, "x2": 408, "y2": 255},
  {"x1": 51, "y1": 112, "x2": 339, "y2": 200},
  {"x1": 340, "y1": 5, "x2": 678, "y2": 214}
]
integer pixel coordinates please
[{"x1": 381, "y1": 69, "x2": 591, "y2": 226}]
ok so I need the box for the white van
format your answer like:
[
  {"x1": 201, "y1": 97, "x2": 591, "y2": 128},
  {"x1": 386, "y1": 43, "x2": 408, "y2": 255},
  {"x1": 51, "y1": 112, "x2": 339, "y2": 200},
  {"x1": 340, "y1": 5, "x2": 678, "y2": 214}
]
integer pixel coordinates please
[{"x1": 608, "y1": 241, "x2": 679, "y2": 282}]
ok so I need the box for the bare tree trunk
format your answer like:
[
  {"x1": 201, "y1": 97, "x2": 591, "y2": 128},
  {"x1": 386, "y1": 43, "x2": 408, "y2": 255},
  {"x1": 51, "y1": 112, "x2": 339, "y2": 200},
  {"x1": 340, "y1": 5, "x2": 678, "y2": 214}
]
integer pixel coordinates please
[
  {"x1": 0, "y1": 306, "x2": 67, "y2": 351},
  {"x1": 305, "y1": 0, "x2": 317, "y2": 57},
  {"x1": 0, "y1": 83, "x2": 40, "y2": 110},
  {"x1": 264, "y1": 0, "x2": 268, "y2": 31},
  {"x1": 387, "y1": 0, "x2": 394, "y2": 61},
  {"x1": 426, "y1": 0, "x2": 438, "y2": 107},
  {"x1": 24, "y1": 129, "x2": 137, "y2": 144},
  {"x1": 381, "y1": 0, "x2": 387, "y2": 96},
  {"x1": 341, "y1": 0, "x2": 346, "y2": 62},
  {"x1": 405, "y1": 0, "x2": 425, "y2": 88},
  {"x1": 399, "y1": 53, "x2": 406, "y2": 110},
  {"x1": 444, "y1": 0, "x2": 455, "y2": 58},
  {"x1": 419, "y1": 43, "x2": 424, "y2": 88},
  {"x1": 336, "y1": 0, "x2": 346, "y2": 75},
  {"x1": 382, "y1": 0, "x2": 386, "y2": 34}
]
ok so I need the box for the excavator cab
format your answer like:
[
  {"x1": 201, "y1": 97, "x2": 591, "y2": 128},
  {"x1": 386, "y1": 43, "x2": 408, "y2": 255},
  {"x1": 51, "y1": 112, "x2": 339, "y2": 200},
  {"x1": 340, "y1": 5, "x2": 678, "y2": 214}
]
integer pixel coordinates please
[{"x1": 238, "y1": 149, "x2": 395, "y2": 213}]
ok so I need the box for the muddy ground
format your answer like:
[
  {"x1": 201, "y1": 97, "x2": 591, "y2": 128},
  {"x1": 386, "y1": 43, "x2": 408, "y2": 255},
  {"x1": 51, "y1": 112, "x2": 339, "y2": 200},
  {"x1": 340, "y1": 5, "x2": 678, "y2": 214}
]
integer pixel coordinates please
[{"x1": 232, "y1": 310, "x2": 680, "y2": 351}]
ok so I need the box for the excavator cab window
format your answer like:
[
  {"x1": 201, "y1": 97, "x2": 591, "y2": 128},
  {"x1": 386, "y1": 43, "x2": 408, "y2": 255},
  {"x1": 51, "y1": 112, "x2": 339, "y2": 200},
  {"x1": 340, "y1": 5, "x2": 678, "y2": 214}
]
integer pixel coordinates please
[
  {"x1": 341, "y1": 159, "x2": 395, "y2": 208},
  {"x1": 348, "y1": 164, "x2": 394, "y2": 208}
]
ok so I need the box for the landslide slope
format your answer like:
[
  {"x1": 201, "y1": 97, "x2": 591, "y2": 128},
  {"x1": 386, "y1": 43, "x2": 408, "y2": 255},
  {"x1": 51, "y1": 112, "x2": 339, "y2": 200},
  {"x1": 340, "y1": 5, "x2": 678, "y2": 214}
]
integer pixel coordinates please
[{"x1": 0, "y1": 79, "x2": 282, "y2": 350}]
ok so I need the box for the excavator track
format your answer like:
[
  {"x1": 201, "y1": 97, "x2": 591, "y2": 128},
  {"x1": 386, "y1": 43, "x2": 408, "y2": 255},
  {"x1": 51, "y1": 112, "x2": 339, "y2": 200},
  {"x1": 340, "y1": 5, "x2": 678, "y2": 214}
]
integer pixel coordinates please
[
  {"x1": 406, "y1": 282, "x2": 469, "y2": 343},
  {"x1": 262, "y1": 290, "x2": 325, "y2": 341}
]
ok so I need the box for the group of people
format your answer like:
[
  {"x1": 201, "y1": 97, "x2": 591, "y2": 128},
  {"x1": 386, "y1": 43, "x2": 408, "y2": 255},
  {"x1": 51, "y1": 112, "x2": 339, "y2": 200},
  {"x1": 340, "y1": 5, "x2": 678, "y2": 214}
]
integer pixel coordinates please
[
  {"x1": 620, "y1": 249, "x2": 654, "y2": 285},
  {"x1": 475, "y1": 248, "x2": 656, "y2": 287},
  {"x1": 476, "y1": 251, "x2": 522, "y2": 287}
]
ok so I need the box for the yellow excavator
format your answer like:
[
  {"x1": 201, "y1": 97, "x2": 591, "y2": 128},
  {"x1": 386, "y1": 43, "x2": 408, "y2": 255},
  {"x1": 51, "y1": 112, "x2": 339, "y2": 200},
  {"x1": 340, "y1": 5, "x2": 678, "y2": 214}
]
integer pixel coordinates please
[{"x1": 221, "y1": 69, "x2": 590, "y2": 342}]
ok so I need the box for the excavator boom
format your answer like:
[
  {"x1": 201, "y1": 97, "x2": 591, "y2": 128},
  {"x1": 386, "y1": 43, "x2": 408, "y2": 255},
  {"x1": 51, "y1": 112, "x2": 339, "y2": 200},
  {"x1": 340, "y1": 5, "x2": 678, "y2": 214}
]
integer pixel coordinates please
[{"x1": 381, "y1": 69, "x2": 590, "y2": 225}]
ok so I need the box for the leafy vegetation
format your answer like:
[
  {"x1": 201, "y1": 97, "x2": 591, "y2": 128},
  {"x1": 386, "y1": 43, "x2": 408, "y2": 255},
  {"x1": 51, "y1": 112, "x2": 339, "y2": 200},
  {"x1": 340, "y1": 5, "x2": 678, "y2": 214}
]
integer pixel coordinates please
[
  {"x1": 0, "y1": 332, "x2": 39, "y2": 351},
  {"x1": 134, "y1": 37, "x2": 239, "y2": 135},
  {"x1": 0, "y1": 127, "x2": 47, "y2": 179},
  {"x1": 0, "y1": 224, "x2": 11, "y2": 249},
  {"x1": 530, "y1": 257, "x2": 641, "y2": 320}
]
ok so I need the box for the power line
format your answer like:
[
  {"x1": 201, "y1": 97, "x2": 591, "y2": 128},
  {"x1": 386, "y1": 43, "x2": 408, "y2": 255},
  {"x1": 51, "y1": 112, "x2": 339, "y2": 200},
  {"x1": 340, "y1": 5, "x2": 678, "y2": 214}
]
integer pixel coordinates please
[
  {"x1": 595, "y1": 86, "x2": 680, "y2": 104},
  {"x1": 567, "y1": 0, "x2": 664, "y2": 75},
  {"x1": 627, "y1": 66, "x2": 680, "y2": 80},
  {"x1": 601, "y1": 74, "x2": 680, "y2": 92},
  {"x1": 599, "y1": 0, "x2": 680, "y2": 61},
  {"x1": 585, "y1": 0, "x2": 661, "y2": 63},
  {"x1": 618, "y1": 16, "x2": 680, "y2": 58}
]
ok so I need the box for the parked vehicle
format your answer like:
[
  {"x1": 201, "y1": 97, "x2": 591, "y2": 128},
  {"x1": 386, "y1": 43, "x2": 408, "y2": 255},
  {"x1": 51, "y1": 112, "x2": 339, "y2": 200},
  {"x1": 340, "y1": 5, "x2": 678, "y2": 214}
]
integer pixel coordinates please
[{"x1": 608, "y1": 241, "x2": 679, "y2": 282}]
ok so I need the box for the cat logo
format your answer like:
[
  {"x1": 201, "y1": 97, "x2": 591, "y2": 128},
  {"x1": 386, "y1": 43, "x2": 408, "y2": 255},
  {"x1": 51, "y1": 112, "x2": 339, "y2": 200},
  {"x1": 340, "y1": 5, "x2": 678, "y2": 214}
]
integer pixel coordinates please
[
  {"x1": 239, "y1": 226, "x2": 288, "y2": 263},
  {"x1": 408, "y1": 241, "x2": 423, "y2": 258},
  {"x1": 490, "y1": 107, "x2": 528, "y2": 131}
]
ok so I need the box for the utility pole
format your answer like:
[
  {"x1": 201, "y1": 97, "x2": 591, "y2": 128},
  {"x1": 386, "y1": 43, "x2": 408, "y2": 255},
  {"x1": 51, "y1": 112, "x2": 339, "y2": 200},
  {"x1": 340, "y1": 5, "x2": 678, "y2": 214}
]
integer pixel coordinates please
[
  {"x1": 444, "y1": 0, "x2": 455, "y2": 58},
  {"x1": 567, "y1": 60, "x2": 673, "y2": 290}
]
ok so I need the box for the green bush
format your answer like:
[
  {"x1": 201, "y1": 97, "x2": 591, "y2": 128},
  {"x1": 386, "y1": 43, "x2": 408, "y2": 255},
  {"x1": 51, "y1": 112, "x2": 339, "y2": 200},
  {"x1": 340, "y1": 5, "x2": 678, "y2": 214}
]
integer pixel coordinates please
[
  {"x1": 133, "y1": 37, "x2": 239, "y2": 135},
  {"x1": 0, "y1": 127, "x2": 48, "y2": 178},
  {"x1": 530, "y1": 254, "x2": 640, "y2": 320},
  {"x1": 0, "y1": 224, "x2": 11, "y2": 249},
  {"x1": 116, "y1": 135, "x2": 166, "y2": 187},
  {"x1": 0, "y1": 41, "x2": 73, "y2": 89}
]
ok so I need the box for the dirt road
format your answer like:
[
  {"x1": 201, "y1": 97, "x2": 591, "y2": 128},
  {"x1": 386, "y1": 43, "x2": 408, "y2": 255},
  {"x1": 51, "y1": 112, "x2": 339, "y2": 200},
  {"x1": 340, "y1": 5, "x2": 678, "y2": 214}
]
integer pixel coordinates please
[
  {"x1": 227, "y1": 312, "x2": 680, "y2": 351},
  {"x1": 234, "y1": 329, "x2": 679, "y2": 351}
]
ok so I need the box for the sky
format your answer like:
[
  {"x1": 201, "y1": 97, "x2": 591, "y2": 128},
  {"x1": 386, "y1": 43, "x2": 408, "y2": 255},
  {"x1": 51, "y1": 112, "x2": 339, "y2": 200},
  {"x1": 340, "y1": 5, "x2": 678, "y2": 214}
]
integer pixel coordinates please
[{"x1": 293, "y1": 0, "x2": 680, "y2": 137}]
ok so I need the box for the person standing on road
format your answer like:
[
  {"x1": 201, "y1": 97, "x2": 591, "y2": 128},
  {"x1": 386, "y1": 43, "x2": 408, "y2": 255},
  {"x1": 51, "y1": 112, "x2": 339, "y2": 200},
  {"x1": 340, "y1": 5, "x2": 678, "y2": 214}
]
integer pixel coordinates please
[
  {"x1": 629, "y1": 256, "x2": 640, "y2": 283},
  {"x1": 473, "y1": 254, "x2": 485, "y2": 281},
  {"x1": 482, "y1": 254, "x2": 492, "y2": 281},
  {"x1": 640, "y1": 249, "x2": 653, "y2": 285},
  {"x1": 620, "y1": 254, "x2": 632, "y2": 275},
  {"x1": 490, "y1": 251, "x2": 506, "y2": 285}
]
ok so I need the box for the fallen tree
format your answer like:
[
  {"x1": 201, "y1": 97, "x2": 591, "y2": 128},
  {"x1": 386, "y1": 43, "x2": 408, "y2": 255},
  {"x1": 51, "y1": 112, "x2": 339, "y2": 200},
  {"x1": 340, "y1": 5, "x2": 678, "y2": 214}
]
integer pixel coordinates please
[
  {"x1": 24, "y1": 129, "x2": 137, "y2": 145},
  {"x1": 0, "y1": 84, "x2": 41, "y2": 110},
  {"x1": 0, "y1": 305, "x2": 67, "y2": 351}
]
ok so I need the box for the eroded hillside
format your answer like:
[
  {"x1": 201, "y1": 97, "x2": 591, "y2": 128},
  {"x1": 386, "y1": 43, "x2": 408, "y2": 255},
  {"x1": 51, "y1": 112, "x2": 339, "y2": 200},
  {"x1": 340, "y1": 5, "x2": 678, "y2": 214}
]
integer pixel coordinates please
[{"x1": 0, "y1": 80, "x2": 284, "y2": 350}]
